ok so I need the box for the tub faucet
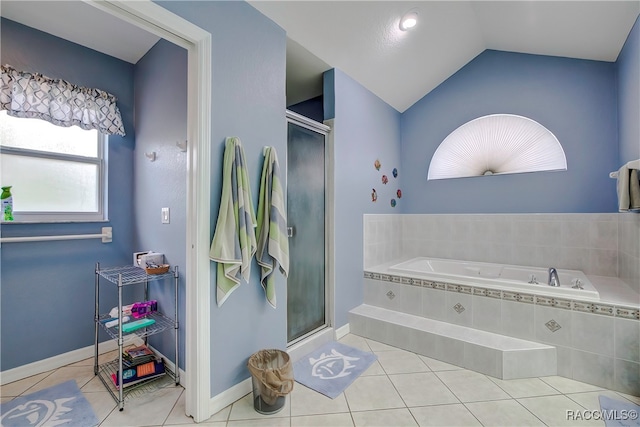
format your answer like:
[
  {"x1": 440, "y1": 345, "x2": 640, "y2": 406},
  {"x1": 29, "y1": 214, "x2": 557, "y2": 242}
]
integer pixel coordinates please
[{"x1": 548, "y1": 267, "x2": 560, "y2": 287}]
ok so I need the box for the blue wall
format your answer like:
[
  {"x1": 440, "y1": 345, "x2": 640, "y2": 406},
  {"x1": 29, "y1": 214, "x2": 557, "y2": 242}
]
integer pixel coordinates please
[
  {"x1": 401, "y1": 50, "x2": 619, "y2": 213},
  {"x1": 157, "y1": 1, "x2": 288, "y2": 397},
  {"x1": 325, "y1": 69, "x2": 403, "y2": 327},
  {"x1": 133, "y1": 39, "x2": 188, "y2": 370},
  {"x1": 617, "y1": 15, "x2": 640, "y2": 165},
  {"x1": 0, "y1": 18, "x2": 136, "y2": 370}
]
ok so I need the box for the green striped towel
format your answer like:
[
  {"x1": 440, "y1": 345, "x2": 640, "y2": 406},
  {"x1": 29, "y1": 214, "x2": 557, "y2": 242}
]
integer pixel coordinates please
[
  {"x1": 210, "y1": 137, "x2": 257, "y2": 307},
  {"x1": 256, "y1": 146, "x2": 289, "y2": 308}
]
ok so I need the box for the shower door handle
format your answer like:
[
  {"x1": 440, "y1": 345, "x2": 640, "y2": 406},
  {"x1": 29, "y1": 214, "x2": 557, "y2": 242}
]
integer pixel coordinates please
[{"x1": 287, "y1": 226, "x2": 295, "y2": 238}]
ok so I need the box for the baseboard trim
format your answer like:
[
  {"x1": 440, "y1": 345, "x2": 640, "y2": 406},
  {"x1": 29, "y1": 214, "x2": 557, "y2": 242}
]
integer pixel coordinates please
[
  {"x1": 209, "y1": 377, "x2": 251, "y2": 416},
  {"x1": 335, "y1": 323, "x2": 350, "y2": 339},
  {"x1": 148, "y1": 345, "x2": 187, "y2": 389},
  {"x1": 0, "y1": 340, "x2": 119, "y2": 385}
]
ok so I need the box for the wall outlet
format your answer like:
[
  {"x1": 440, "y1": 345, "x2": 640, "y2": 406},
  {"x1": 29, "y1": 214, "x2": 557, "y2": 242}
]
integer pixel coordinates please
[{"x1": 161, "y1": 207, "x2": 170, "y2": 224}]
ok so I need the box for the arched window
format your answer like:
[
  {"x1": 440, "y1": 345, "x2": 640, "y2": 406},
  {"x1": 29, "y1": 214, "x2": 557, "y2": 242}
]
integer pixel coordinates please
[{"x1": 427, "y1": 114, "x2": 567, "y2": 180}]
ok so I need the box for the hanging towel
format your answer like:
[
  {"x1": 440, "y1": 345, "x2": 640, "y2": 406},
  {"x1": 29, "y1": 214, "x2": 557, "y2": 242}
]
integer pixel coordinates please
[
  {"x1": 210, "y1": 137, "x2": 257, "y2": 307},
  {"x1": 617, "y1": 159, "x2": 640, "y2": 212},
  {"x1": 256, "y1": 146, "x2": 289, "y2": 308}
]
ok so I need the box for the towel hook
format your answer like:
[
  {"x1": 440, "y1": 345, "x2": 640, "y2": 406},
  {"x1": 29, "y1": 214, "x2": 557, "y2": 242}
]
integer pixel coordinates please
[
  {"x1": 145, "y1": 152, "x2": 157, "y2": 162},
  {"x1": 176, "y1": 140, "x2": 187, "y2": 152}
]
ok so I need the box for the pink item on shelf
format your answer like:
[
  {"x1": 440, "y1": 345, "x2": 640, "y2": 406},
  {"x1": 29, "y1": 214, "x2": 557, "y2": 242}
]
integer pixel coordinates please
[{"x1": 131, "y1": 300, "x2": 157, "y2": 319}]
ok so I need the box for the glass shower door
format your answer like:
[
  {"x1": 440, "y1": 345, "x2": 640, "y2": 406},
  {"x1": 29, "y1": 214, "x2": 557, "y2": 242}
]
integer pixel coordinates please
[{"x1": 286, "y1": 119, "x2": 326, "y2": 344}]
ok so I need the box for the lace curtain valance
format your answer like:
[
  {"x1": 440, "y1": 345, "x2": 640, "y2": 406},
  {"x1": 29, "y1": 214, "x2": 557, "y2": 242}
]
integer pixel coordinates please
[{"x1": 0, "y1": 64, "x2": 125, "y2": 136}]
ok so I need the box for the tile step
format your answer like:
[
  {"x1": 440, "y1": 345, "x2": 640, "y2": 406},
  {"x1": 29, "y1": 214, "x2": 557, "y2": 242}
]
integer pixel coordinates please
[{"x1": 349, "y1": 304, "x2": 557, "y2": 379}]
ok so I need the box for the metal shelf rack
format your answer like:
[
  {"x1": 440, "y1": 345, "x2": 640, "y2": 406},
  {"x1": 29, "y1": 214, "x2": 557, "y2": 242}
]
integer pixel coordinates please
[{"x1": 94, "y1": 262, "x2": 180, "y2": 411}]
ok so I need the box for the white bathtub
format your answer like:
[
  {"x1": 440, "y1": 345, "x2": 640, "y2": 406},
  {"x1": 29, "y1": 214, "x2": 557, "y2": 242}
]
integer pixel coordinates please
[{"x1": 388, "y1": 257, "x2": 600, "y2": 301}]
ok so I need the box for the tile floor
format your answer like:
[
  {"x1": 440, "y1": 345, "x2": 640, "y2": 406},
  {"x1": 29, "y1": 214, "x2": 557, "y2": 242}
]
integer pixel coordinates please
[{"x1": 2, "y1": 333, "x2": 639, "y2": 426}]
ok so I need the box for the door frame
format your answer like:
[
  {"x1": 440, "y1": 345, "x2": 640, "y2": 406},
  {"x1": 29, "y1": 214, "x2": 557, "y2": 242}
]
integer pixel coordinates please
[
  {"x1": 86, "y1": 1, "x2": 212, "y2": 422},
  {"x1": 285, "y1": 110, "x2": 334, "y2": 346}
]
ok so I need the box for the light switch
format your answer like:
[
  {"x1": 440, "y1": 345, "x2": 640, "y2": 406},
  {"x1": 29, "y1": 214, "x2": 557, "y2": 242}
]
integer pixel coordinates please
[{"x1": 161, "y1": 207, "x2": 170, "y2": 224}]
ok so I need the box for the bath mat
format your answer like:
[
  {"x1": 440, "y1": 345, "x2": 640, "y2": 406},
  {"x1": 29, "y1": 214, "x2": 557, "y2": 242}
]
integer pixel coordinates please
[
  {"x1": 0, "y1": 379, "x2": 99, "y2": 427},
  {"x1": 598, "y1": 395, "x2": 640, "y2": 427},
  {"x1": 293, "y1": 341, "x2": 377, "y2": 399}
]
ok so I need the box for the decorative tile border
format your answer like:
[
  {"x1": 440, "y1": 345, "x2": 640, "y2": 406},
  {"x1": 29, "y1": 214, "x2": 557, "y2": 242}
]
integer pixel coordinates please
[{"x1": 364, "y1": 270, "x2": 640, "y2": 321}]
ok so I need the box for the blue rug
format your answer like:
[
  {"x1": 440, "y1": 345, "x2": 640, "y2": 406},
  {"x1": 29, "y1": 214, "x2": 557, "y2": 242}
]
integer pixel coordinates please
[
  {"x1": 293, "y1": 341, "x2": 377, "y2": 399},
  {"x1": 1, "y1": 380, "x2": 99, "y2": 427},
  {"x1": 599, "y1": 395, "x2": 640, "y2": 427}
]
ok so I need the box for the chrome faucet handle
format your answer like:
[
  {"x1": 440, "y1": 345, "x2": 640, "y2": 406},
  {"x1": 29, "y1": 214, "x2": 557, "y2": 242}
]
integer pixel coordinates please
[
  {"x1": 528, "y1": 274, "x2": 538, "y2": 284},
  {"x1": 571, "y1": 278, "x2": 584, "y2": 289}
]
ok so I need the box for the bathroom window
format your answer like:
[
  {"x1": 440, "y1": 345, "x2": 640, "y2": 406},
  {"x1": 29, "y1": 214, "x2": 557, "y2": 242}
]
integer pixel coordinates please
[{"x1": 0, "y1": 111, "x2": 107, "y2": 222}]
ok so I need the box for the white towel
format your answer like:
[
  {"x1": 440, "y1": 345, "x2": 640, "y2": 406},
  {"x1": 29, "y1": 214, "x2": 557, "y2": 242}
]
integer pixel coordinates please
[
  {"x1": 210, "y1": 137, "x2": 257, "y2": 307},
  {"x1": 617, "y1": 159, "x2": 640, "y2": 212},
  {"x1": 256, "y1": 147, "x2": 289, "y2": 308}
]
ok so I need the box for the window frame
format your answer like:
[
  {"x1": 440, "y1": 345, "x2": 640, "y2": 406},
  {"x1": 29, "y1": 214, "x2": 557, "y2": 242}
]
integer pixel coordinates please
[{"x1": 0, "y1": 125, "x2": 107, "y2": 223}]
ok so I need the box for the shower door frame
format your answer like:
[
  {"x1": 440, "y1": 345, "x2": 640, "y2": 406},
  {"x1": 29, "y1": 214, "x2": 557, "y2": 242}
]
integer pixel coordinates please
[{"x1": 285, "y1": 110, "x2": 334, "y2": 347}]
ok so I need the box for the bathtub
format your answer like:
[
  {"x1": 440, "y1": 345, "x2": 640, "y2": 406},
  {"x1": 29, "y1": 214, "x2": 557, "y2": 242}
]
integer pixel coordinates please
[{"x1": 387, "y1": 257, "x2": 600, "y2": 301}]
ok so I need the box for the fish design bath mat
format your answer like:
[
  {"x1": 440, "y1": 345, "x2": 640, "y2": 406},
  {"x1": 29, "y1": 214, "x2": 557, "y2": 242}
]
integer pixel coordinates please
[
  {"x1": 293, "y1": 341, "x2": 377, "y2": 399},
  {"x1": 0, "y1": 380, "x2": 99, "y2": 427}
]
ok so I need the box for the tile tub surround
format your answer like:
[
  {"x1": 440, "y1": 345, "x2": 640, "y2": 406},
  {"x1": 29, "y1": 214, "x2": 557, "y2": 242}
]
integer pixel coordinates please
[
  {"x1": 619, "y1": 213, "x2": 640, "y2": 294},
  {"x1": 361, "y1": 269, "x2": 640, "y2": 396},
  {"x1": 364, "y1": 213, "x2": 640, "y2": 292}
]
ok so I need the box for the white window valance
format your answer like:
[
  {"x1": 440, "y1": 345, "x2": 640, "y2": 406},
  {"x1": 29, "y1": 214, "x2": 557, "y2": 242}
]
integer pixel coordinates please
[{"x1": 0, "y1": 64, "x2": 125, "y2": 136}]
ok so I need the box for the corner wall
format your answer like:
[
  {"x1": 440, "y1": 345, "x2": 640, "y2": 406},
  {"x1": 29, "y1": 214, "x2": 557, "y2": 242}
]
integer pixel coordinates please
[
  {"x1": 133, "y1": 39, "x2": 188, "y2": 369},
  {"x1": 324, "y1": 68, "x2": 403, "y2": 328},
  {"x1": 617, "y1": 15, "x2": 640, "y2": 164}
]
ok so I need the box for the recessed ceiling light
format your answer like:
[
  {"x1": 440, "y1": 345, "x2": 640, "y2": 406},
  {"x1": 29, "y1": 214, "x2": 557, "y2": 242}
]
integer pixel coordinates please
[{"x1": 400, "y1": 10, "x2": 418, "y2": 31}]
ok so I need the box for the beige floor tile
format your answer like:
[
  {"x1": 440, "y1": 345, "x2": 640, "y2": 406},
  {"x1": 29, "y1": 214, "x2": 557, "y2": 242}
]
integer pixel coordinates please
[
  {"x1": 410, "y1": 404, "x2": 482, "y2": 427},
  {"x1": 23, "y1": 365, "x2": 95, "y2": 393},
  {"x1": 100, "y1": 385, "x2": 184, "y2": 426},
  {"x1": 191, "y1": 422, "x2": 226, "y2": 427},
  {"x1": 539, "y1": 376, "x2": 604, "y2": 394},
  {"x1": 435, "y1": 370, "x2": 510, "y2": 403},
  {"x1": 290, "y1": 383, "x2": 349, "y2": 417},
  {"x1": 518, "y1": 395, "x2": 602, "y2": 426},
  {"x1": 465, "y1": 399, "x2": 544, "y2": 426},
  {"x1": 164, "y1": 389, "x2": 196, "y2": 425},
  {"x1": 228, "y1": 417, "x2": 291, "y2": 427},
  {"x1": 566, "y1": 390, "x2": 631, "y2": 411},
  {"x1": 418, "y1": 356, "x2": 463, "y2": 372},
  {"x1": 83, "y1": 390, "x2": 118, "y2": 424},
  {"x1": 389, "y1": 373, "x2": 458, "y2": 407},
  {"x1": 291, "y1": 412, "x2": 354, "y2": 426},
  {"x1": 205, "y1": 405, "x2": 232, "y2": 423},
  {"x1": 229, "y1": 393, "x2": 291, "y2": 421},
  {"x1": 351, "y1": 408, "x2": 418, "y2": 427},
  {"x1": 338, "y1": 334, "x2": 373, "y2": 353},
  {"x1": 365, "y1": 340, "x2": 398, "y2": 352},
  {"x1": 375, "y1": 350, "x2": 429, "y2": 374},
  {"x1": 0, "y1": 371, "x2": 52, "y2": 397},
  {"x1": 360, "y1": 360, "x2": 386, "y2": 376},
  {"x1": 81, "y1": 375, "x2": 111, "y2": 393},
  {"x1": 488, "y1": 377, "x2": 562, "y2": 398},
  {"x1": 343, "y1": 375, "x2": 405, "y2": 412}
]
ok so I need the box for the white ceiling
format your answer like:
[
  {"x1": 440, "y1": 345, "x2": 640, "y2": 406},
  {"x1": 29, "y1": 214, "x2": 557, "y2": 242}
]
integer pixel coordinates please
[
  {"x1": 2, "y1": 1, "x2": 639, "y2": 112},
  {"x1": 251, "y1": 1, "x2": 640, "y2": 111},
  {"x1": 1, "y1": 1, "x2": 160, "y2": 64}
]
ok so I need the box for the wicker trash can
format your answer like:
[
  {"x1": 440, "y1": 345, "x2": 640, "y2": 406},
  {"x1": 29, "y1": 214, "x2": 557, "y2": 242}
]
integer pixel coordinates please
[{"x1": 247, "y1": 349, "x2": 294, "y2": 415}]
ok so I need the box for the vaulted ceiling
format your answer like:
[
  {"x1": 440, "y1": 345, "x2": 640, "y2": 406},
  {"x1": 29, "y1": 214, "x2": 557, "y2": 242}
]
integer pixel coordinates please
[{"x1": 2, "y1": 1, "x2": 639, "y2": 113}]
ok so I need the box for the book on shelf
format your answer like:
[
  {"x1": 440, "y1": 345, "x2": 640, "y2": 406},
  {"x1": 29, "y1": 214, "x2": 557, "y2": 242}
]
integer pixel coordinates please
[
  {"x1": 121, "y1": 344, "x2": 155, "y2": 367},
  {"x1": 111, "y1": 358, "x2": 166, "y2": 389}
]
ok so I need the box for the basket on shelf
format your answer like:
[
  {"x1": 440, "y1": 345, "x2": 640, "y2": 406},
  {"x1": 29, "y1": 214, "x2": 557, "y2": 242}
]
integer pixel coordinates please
[{"x1": 145, "y1": 264, "x2": 170, "y2": 275}]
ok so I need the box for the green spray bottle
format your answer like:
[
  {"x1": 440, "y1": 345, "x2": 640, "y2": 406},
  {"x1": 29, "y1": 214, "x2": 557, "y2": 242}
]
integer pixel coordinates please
[{"x1": 1, "y1": 186, "x2": 14, "y2": 221}]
